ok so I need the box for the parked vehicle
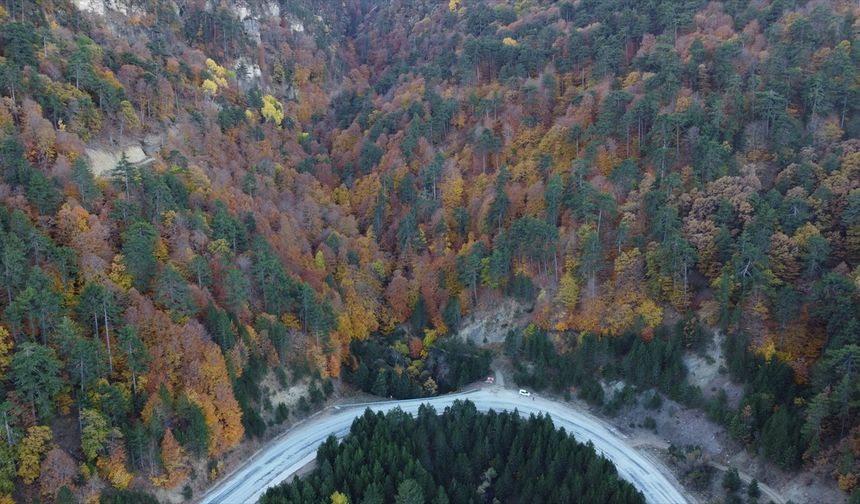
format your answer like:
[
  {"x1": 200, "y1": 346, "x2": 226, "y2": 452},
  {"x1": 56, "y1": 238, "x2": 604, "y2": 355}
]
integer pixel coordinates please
[{"x1": 518, "y1": 389, "x2": 531, "y2": 397}]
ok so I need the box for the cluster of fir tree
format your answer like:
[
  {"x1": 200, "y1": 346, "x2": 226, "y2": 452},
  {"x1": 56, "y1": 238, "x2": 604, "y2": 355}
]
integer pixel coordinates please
[
  {"x1": 505, "y1": 321, "x2": 699, "y2": 407},
  {"x1": 260, "y1": 400, "x2": 645, "y2": 504}
]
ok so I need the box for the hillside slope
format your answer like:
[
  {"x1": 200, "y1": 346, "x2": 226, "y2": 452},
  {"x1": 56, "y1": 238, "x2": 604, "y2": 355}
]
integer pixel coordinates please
[{"x1": 0, "y1": 0, "x2": 859, "y2": 502}]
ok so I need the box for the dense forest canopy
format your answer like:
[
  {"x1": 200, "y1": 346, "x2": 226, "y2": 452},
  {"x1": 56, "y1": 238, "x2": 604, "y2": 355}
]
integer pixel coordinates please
[
  {"x1": 0, "y1": 0, "x2": 858, "y2": 501},
  {"x1": 260, "y1": 400, "x2": 646, "y2": 504}
]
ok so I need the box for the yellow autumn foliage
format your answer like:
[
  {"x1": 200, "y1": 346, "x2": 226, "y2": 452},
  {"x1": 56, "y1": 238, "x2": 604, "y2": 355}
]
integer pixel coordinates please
[
  {"x1": 441, "y1": 170, "x2": 464, "y2": 211},
  {"x1": 201, "y1": 79, "x2": 218, "y2": 96},
  {"x1": 556, "y1": 273, "x2": 580, "y2": 309},
  {"x1": 108, "y1": 255, "x2": 133, "y2": 290},
  {"x1": 636, "y1": 298, "x2": 663, "y2": 328},
  {"x1": 0, "y1": 326, "x2": 12, "y2": 379},
  {"x1": 97, "y1": 444, "x2": 133, "y2": 490},
  {"x1": 17, "y1": 426, "x2": 53, "y2": 485},
  {"x1": 206, "y1": 58, "x2": 227, "y2": 78},
  {"x1": 261, "y1": 95, "x2": 285, "y2": 126},
  {"x1": 622, "y1": 71, "x2": 640, "y2": 88}
]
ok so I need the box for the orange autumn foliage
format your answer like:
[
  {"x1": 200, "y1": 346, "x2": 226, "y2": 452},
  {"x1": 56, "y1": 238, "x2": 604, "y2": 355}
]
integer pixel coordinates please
[
  {"x1": 154, "y1": 429, "x2": 188, "y2": 488},
  {"x1": 125, "y1": 292, "x2": 243, "y2": 456}
]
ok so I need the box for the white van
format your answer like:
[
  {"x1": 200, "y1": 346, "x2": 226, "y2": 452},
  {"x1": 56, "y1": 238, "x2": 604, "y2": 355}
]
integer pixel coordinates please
[{"x1": 518, "y1": 389, "x2": 531, "y2": 397}]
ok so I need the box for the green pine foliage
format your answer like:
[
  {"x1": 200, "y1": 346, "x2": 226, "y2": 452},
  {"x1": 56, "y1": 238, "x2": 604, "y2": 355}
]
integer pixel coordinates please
[
  {"x1": 0, "y1": 0, "x2": 860, "y2": 498},
  {"x1": 345, "y1": 336, "x2": 491, "y2": 399},
  {"x1": 507, "y1": 324, "x2": 695, "y2": 406},
  {"x1": 260, "y1": 401, "x2": 644, "y2": 504}
]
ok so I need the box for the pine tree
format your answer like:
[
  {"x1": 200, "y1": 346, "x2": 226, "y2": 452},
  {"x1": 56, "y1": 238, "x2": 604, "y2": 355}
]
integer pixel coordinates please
[
  {"x1": 371, "y1": 372, "x2": 388, "y2": 397},
  {"x1": 118, "y1": 326, "x2": 149, "y2": 395},
  {"x1": 188, "y1": 255, "x2": 212, "y2": 287},
  {"x1": 156, "y1": 264, "x2": 196, "y2": 319},
  {"x1": 0, "y1": 443, "x2": 16, "y2": 497},
  {"x1": 121, "y1": 221, "x2": 158, "y2": 291},
  {"x1": 71, "y1": 157, "x2": 101, "y2": 209},
  {"x1": 224, "y1": 267, "x2": 250, "y2": 314},
  {"x1": 174, "y1": 395, "x2": 211, "y2": 457},
  {"x1": 395, "y1": 479, "x2": 424, "y2": 504},
  {"x1": 56, "y1": 316, "x2": 107, "y2": 394},
  {"x1": 748, "y1": 479, "x2": 761, "y2": 499},
  {"x1": 0, "y1": 234, "x2": 26, "y2": 305},
  {"x1": 111, "y1": 153, "x2": 137, "y2": 200},
  {"x1": 722, "y1": 466, "x2": 741, "y2": 493},
  {"x1": 10, "y1": 342, "x2": 63, "y2": 419}
]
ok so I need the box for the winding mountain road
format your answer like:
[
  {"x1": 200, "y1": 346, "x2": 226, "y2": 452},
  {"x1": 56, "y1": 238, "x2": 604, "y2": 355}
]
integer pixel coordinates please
[{"x1": 199, "y1": 387, "x2": 691, "y2": 504}]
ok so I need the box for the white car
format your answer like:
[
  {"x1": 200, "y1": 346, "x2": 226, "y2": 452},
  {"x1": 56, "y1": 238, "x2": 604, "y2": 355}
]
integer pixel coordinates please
[{"x1": 518, "y1": 389, "x2": 531, "y2": 397}]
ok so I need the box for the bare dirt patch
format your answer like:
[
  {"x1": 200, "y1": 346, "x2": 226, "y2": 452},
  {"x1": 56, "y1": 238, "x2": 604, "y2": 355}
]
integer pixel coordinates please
[
  {"x1": 86, "y1": 145, "x2": 148, "y2": 176},
  {"x1": 261, "y1": 372, "x2": 310, "y2": 413},
  {"x1": 458, "y1": 297, "x2": 529, "y2": 346},
  {"x1": 613, "y1": 386, "x2": 726, "y2": 456},
  {"x1": 683, "y1": 331, "x2": 743, "y2": 406}
]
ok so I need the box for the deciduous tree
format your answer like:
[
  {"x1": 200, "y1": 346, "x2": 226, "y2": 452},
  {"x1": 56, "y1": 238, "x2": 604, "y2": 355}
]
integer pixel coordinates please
[
  {"x1": 39, "y1": 447, "x2": 76, "y2": 499},
  {"x1": 17, "y1": 425, "x2": 52, "y2": 485}
]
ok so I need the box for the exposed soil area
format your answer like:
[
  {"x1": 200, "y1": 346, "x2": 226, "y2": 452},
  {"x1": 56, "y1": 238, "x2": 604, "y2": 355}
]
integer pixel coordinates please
[
  {"x1": 683, "y1": 331, "x2": 743, "y2": 407},
  {"x1": 85, "y1": 133, "x2": 163, "y2": 175},
  {"x1": 85, "y1": 144, "x2": 148, "y2": 176},
  {"x1": 457, "y1": 297, "x2": 530, "y2": 346},
  {"x1": 260, "y1": 373, "x2": 309, "y2": 412}
]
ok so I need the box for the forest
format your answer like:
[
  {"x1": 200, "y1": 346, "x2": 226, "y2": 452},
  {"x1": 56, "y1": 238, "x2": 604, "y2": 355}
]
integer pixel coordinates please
[
  {"x1": 0, "y1": 0, "x2": 859, "y2": 501},
  {"x1": 259, "y1": 400, "x2": 645, "y2": 504}
]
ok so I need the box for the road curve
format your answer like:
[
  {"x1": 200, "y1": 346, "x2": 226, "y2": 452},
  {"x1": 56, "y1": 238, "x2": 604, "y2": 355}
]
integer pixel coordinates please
[{"x1": 199, "y1": 387, "x2": 690, "y2": 504}]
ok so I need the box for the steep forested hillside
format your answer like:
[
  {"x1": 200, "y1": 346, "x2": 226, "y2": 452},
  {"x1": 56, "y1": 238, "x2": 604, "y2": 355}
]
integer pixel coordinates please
[{"x1": 1, "y1": 0, "x2": 860, "y2": 501}]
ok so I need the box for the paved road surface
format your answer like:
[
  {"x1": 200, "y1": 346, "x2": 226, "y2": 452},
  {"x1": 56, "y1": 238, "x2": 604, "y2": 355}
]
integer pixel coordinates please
[{"x1": 199, "y1": 387, "x2": 690, "y2": 504}]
